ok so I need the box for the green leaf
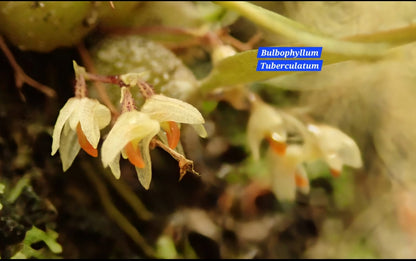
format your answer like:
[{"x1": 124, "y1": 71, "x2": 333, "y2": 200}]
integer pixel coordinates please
[
  {"x1": 198, "y1": 46, "x2": 378, "y2": 92},
  {"x1": 11, "y1": 226, "x2": 62, "y2": 259},
  {"x1": 199, "y1": 49, "x2": 284, "y2": 92},
  {"x1": 24, "y1": 226, "x2": 63, "y2": 254},
  {"x1": 199, "y1": 2, "x2": 416, "y2": 92},
  {"x1": 196, "y1": 1, "x2": 239, "y2": 27},
  {"x1": 343, "y1": 23, "x2": 416, "y2": 46},
  {"x1": 215, "y1": 2, "x2": 388, "y2": 57},
  {"x1": 6, "y1": 175, "x2": 30, "y2": 204}
]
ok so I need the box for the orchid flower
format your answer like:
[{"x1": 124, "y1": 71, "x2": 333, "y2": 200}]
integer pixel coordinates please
[
  {"x1": 140, "y1": 94, "x2": 207, "y2": 149},
  {"x1": 247, "y1": 99, "x2": 287, "y2": 160},
  {"x1": 51, "y1": 97, "x2": 111, "y2": 171},
  {"x1": 119, "y1": 73, "x2": 207, "y2": 150},
  {"x1": 101, "y1": 110, "x2": 160, "y2": 189},
  {"x1": 307, "y1": 124, "x2": 363, "y2": 177},
  {"x1": 267, "y1": 144, "x2": 310, "y2": 201},
  {"x1": 51, "y1": 61, "x2": 111, "y2": 171}
]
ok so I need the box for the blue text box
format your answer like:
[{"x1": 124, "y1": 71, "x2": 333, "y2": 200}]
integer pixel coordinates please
[
  {"x1": 256, "y1": 60, "x2": 323, "y2": 71},
  {"x1": 257, "y1": 47, "x2": 322, "y2": 58}
]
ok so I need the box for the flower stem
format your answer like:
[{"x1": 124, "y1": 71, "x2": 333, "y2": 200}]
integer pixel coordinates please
[
  {"x1": 152, "y1": 139, "x2": 199, "y2": 180},
  {"x1": 215, "y1": 1, "x2": 388, "y2": 57},
  {"x1": 74, "y1": 68, "x2": 87, "y2": 98},
  {"x1": 85, "y1": 72, "x2": 125, "y2": 86}
]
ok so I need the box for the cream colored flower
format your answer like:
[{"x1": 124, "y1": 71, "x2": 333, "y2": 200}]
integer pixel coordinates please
[
  {"x1": 101, "y1": 110, "x2": 160, "y2": 190},
  {"x1": 140, "y1": 94, "x2": 207, "y2": 149},
  {"x1": 51, "y1": 97, "x2": 111, "y2": 171},
  {"x1": 247, "y1": 100, "x2": 287, "y2": 160},
  {"x1": 267, "y1": 144, "x2": 310, "y2": 201},
  {"x1": 307, "y1": 124, "x2": 362, "y2": 176}
]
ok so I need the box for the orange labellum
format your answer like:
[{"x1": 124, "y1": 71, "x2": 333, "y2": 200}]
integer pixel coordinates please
[
  {"x1": 165, "y1": 121, "x2": 180, "y2": 149},
  {"x1": 266, "y1": 136, "x2": 287, "y2": 156},
  {"x1": 76, "y1": 123, "x2": 98, "y2": 157},
  {"x1": 125, "y1": 141, "x2": 145, "y2": 168},
  {"x1": 330, "y1": 168, "x2": 341, "y2": 177},
  {"x1": 295, "y1": 172, "x2": 308, "y2": 188}
]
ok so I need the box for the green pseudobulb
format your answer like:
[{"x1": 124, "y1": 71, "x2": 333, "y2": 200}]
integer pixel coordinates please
[{"x1": 0, "y1": 1, "x2": 99, "y2": 52}]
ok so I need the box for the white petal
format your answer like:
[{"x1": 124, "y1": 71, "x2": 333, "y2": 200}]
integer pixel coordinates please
[
  {"x1": 135, "y1": 136, "x2": 154, "y2": 190},
  {"x1": 108, "y1": 153, "x2": 121, "y2": 179},
  {"x1": 268, "y1": 149, "x2": 296, "y2": 202},
  {"x1": 192, "y1": 124, "x2": 207, "y2": 138},
  {"x1": 68, "y1": 99, "x2": 83, "y2": 130},
  {"x1": 62, "y1": 120, "x2": 72, "y2": 136},
  {"x1": 157, "y1": 130, "x2": 169, "y2": 146},
  {"x1": 51, "y1": 98, "x2": 79, "y2": 156},
  {"x1": 326, "y1": 153, "x2": 344, "y2": 173},
  {"x1": 267, "y1": 145, "x2": 304, "y2": 201},
  {"x1": 78, "y1": 98, "x2": 111, "y2": 149},
  {"x1": 247, "y1": 101, "x2": 286, "y2": 160},
  {"x1": 141, "y1": 94, "x2": 205, "y2": 124},
  {"x1": 59, "y1": 127, "x2": 81, "y2": 171},
  {"x1": 272, "y1": 171, "x2": 296, "y2": 202},
  {"x1": 79, "y1": 98, "x2": 101, "y2": 149},
  {"x1": 307, "y1": 124, "x2": 363, "y2": 169},
  {"x1": 101, "y1": 111, "x2": 160, "y2": 167},
  {"x1": 94, "y1": 102, "x2": 112, "y2": 129},
  {"x1": 121, "y1": 149, "x2": 128, "y2": 159}
]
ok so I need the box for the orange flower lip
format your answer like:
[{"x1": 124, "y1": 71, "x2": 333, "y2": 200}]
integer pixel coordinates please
[
  {"x1": 124, "y1": 141, "x2": 145, "y2": 168},
  {"x1": 330, "y1": 168, "x2": 341, "y2": 177},
  {"x1": 76, "y1": 123, "x2": 98, "y2": 157},
  {"x1": 165, "y1": 121, "x2": 180, "y2": 150},
  {"x1": 266, "y1": 135, "x2": 287, "y2": 156},
  {"x1": 295, "y1": 171, "x2": 308, "y2": 188}
]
